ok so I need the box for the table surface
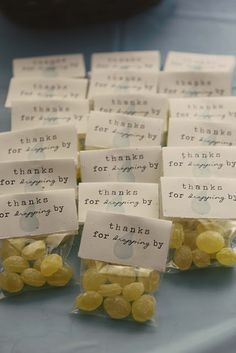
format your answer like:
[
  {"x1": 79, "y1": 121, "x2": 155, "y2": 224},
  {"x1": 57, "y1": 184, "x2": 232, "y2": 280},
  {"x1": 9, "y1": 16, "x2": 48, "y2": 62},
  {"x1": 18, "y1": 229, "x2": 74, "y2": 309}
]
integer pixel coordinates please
[{"x1": 1, "y1": 1, "x2": 236, "y2": 352}]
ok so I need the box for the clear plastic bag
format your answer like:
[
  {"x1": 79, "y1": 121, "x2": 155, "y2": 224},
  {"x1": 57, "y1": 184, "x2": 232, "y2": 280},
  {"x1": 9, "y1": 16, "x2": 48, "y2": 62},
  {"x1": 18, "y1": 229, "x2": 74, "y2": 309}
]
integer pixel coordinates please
[
  {"x1": 0, "y1": 232, "x2": 75, "y2": 298},
  {"x1": 167, "y1": 218, "x2": 236, "y2": 272},
  {"x1": 72, "y1": 259, "x2": 161, "y2": 324}
]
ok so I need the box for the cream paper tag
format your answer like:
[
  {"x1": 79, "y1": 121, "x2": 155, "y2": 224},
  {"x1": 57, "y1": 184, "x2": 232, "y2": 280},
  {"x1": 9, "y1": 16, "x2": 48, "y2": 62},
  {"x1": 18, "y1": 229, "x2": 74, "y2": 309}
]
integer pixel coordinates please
[
  {"x1": 169, "y1": 96, "x2": 236, "y2": 122},
  {"x1": 5, "y1": 77, "x2": 88, "y2": 108},
  {"x1": 79, "y1": 210, "x2": 172, "y2": 271},
  {"x1": 0, "y1": 159, "x2": 76, "y2": 193},
  {"x1": 161, "y1": 176, "x2": 236, "y2": 219},
  {"x1": 91, "y1": 51, "x2": 160, "y2": 71},
  {"x1": 88, "y1": 70, "x2": 159, "y2": 98},
  {"x1": 167, "y1": 119, "x2": 236, "y2": 147},
  {"x1": 164, "y1": 51, "x2": 235, "y2": 72},
  {"x1": 0, "y1": 125, "x2": 78, "y2": 163},
  {"x1": 85, "y1": 111, "x2": 163, "y2": 149},
  {"x1": 78, "y1": 182, "x2": 159, "y2": 223},
  {"x1": 0, "y1": 189, "x2": 78, "y2": 239},
  {"x1": 163, "y1": 146, "x2": 236, "y2": 178},
  {"x1": 11, "y1": 99, "x2": 90, "y2": 135},
  {"x1": 93, "y1": 93, "x2": 168, "y2": 119},
  {"x1": 13, "y1": 54, "x2": 86, "y2": 78},
  {"x1": 80, "y1": 146, "x2": 162, "y2": 183},
  {"x1": 158, "y1": 72, "x2": 232, "y2": 97}
]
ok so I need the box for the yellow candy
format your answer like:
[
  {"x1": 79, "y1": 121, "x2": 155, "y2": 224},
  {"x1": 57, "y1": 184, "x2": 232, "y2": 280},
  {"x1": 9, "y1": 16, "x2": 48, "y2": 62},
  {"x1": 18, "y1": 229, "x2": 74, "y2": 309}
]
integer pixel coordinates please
[
  {"x1": 98, "y1": 283, "x2": 122, "y2": 297},
  {"x1": 8, "y1": 238, "x2": 29, "y2": 251},
  {"x1": 123, "y1": 282, "x2": 144, "y2": 301},
  {"x1": 3, "y1": 256, "x2": 29, "y2": 273},
  {"x1": 22, "y1": 240, "x2": 46, "y2": 260},
  {"x1": 103, "y1": 296, "x2": 131, "y2": 319},
  {"x1": 216, "y1": 248, "x2": 236, "y2": 266},
  {"x1": 40, "y1": 254, "x2": 63, "y2": 276},
  {"x1": 183, "y1": 228, "x2": 198, "y2": 250},
  {"x1": 132, "y1": 294, "x2": 156, "y2": 322},
  {"x1": 174, "y1": 245, "x2": 192, "y2": 270},
  {"x1": 192, "y1": 249, "x2": 210, "y2": 268},
  {"x1": 83, "y1": 260, "x2": 105, "y2": 270},
  {"x1": 82, "y1": 267, "x2": 106, "y2": 291},
  {"x1": 197, "y1": 221, "x2": 225, "y2": 235},
  {"x1": 170, "y1": 223, "x2": 184, "y2": 249},
  {"x1": 103, "y1": 265, "x2": 136, "y2": 287},
  {"x1": 137, "y1": 269, "x2": 160, "y2": 292},
  {"x1": 75, "y1": 291, "x2": 103, "y2": 311},
  {"x1": 47, "y1": 265, "x2": 73, "y2": 287},
  {"x1": 196, "y1": 231, "x2": 225, "y2": 254},
  {"x1": 0, "y1": 240, "x2": 21, "y2": 259},
  {"x1": 0, "y1": 272, "x2": 24, "y2": 293},
  {"x1": 33, "y1": 257, "x2": 44, "y2": 271},
  {"x1": 21, "y1": 268, "x2": 46, "y2": 287}
]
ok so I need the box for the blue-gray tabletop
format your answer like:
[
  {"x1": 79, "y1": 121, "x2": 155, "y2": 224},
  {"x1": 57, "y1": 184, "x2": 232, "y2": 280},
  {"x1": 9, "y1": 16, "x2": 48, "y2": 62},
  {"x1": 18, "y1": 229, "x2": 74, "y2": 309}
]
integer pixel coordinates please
[{"x1": 0, "y1": 1, "x2": 236, "y2": 352}]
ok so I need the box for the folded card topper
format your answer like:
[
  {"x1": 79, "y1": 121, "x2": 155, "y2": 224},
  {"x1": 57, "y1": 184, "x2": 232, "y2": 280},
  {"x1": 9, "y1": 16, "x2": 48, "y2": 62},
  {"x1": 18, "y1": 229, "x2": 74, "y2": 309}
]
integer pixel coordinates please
[
  {"x1": 13, "y1": 53, "x2": 86, "y2": 78},
  {"x1": 11, "y1": 99, "x2": 90, "y2": 135},
  {"x1": 91, "y1": 51, "x2": 160, "y2": 72},
  {"x1": 5, "y1": 77, "x2": 88, "y2": 108},
  {"x1": 164, "y1": 51, "x2": 235, "y2": 72}
]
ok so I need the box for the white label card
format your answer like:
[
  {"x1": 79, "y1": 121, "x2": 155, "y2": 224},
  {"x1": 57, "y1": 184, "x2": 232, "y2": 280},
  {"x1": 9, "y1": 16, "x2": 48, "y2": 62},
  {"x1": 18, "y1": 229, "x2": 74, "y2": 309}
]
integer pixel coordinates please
[
  {"x1": 91, "y1": 51, "x2": 160, "y2": 71},
  {"x1": 163, "y1": 146, "x2": 236, "y2": 178},
  {"x1": 161, "y1": 176, "x2": 236, "y2": 219},
  {"x1": 88, "y1": 70, "x2": 159, "y2": 98},
  {"x1": 5, "y1": 78, "x2": 88, "y2": 108},
  {"x1": 0, "y1": 125, "x2": 78, "y2": 163},
  {"x1": 164, "y1": 51, "x2": 235, "y2": 72},
  {"x1": 167, "y1": 119, "x2": 236, "y2": 147},
  {"x1": 0, "y1": 189, "x2": 78, "y2": 239},
  {"x1": 80, "y1": 146, "x2": 162, "y2": 183},
  {"x1": 11, "y1": 99, "x2": 90, "y2": 135},
  {"x1": 169, "y1": 97, "x2": 236, "y2": 122},
  {"x1": 93, "y1": 93, "x2": 168, "y2": 119},
  {"x1": 85, "y1": 111, "x2": 164, "y2": 149},
  {"x1": 158, "y1": 72, "x2": 232, "y2": 97},
  {"x1": 78, "y1": 182, "x2": 159, "y2": 223},
  {"x1": 79, "y1": 210, "x2": 172, "y2": 271},
  {"x1": 13, "y1": 54, "x2": 86, "y2": 78},
  {"x1": 0, "y1": 159, "x2": 76, "y2": 193}
]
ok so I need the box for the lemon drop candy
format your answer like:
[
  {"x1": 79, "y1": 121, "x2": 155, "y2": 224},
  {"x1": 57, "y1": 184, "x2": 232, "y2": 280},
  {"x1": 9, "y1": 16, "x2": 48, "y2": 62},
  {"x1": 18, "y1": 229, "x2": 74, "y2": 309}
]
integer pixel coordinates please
[
  {"x1": 196, "y1": 231, "x2": 225, "y2": 254},
  {"x1": 98, "y1": 283, "x2": 122, "y2": 297},
  {"x1": 22, "y1": 240, "x2": 46, "y2": 260},
  {"x1": 82, "y1": 267, "x2": 106, "y2": 291},
  {"x1": 216, "y1": 248, "x2": 236, "y2": 266},
  {"x1": 103, "y1": 296, "x2": 131, "y2": 319},
  {"x1": 105, "y1": 265, "x2": 136, "y2": 287},
  {"x1": 192, "y1": 249, "x2": 210, "y2": 268},
  {"x1": 0, "y1": 240, "x2": 21, "y2": 259},
  {"x1": 21, "y1": 268, "x2": 46, "y2": 287},
  {"x1": 170, "y1": 223, "x2": 184, "y2": 249},
  {"x1": 137, "y1": 269, "x2": 160, "y2": 292},
  {"x1": 40, "y1": 254, "x2": 63, "y2": 276},
  {"x1": 3, "y1": 256, "x2": 29, "y2": 273},
  {"x1": 174, "y1": 245, "x2": 192, "y2": 270},
  {"x1": 0, "y1": 272, "x2": 24, "y2": 293},
  {"x1": 8, "y1": 238, "x2": 28, "y2": 252},
  {"x1": 132, "y1": 294, "x2": 156, "y2": 323},
  {"x1": 75, "y1": 291, "x2": 103, "y2": 311},
  {"x1": 33, "y1": 257, "x2": 44, "y2": 271},
  {"x1": 47, "y1": 265, "x2": 73, "y2": 287},
  {"x1": 123, "y1": 282, "x2": 144, "y2": 302}
]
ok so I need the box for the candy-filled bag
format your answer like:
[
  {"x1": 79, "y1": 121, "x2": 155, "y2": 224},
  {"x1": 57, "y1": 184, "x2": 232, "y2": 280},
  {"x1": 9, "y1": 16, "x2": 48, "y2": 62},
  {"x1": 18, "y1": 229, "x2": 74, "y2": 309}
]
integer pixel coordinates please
[
  {"x1": 73, "y1": 260, "x2": 161, "y2": 323},
  {"x1": 161, "y1": 177, "x2": 236, "y2": 272},
  {"x1": 167, "y1": 219, "x2": 236, "y2": 271},
  {"x1": 72, "y1": 210, "x2": 172, "y2": 324},
  {"x1": 0, "y1": 189, "x2": 78, "y2": 298},
  {"x1": 0, "y1": 233, "x2": 75, "y2": 297}
]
